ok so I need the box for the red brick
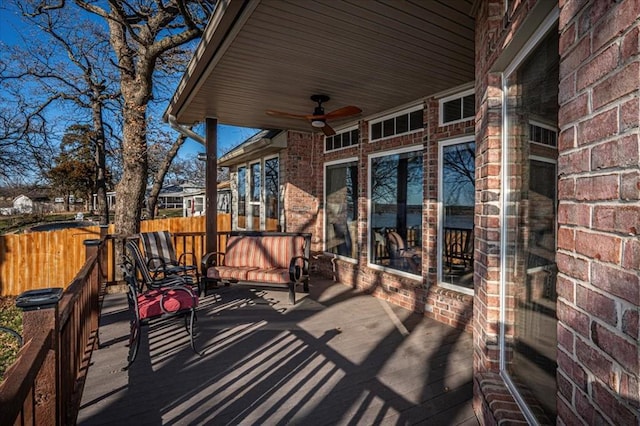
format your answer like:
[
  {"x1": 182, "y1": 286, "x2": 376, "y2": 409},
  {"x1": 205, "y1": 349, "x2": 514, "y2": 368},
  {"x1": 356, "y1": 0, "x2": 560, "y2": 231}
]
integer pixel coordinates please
[
  {"x1": 558, "y1": 202, "x2": 591, "y2": 227},
  {"x1": 620, "y1": 98, "x2": 640, "y2": 132},
  {"x1": 559, "y1": 93, "x2": 589, "y2": 125},
  {"x1": 622, "y1": 308, "x2": 639, "y2": 340},
  {"x1": 621, "y1": 25, "x2": 639, "y2": 61},
  {"x1": 557, "y1": 275, "x2": 576, "y2": 304},
  {"x1": 558, "y1": 322, "x2": 575, "y2": 352},
  {"x1": 592, "y1": 135, "x2": 639, "y2": 170},
  {"x1": 558, "y1": 127, "x2": 576, "y2": 151},
  {"x1": 575, "y1": 230, "x2": 621, "y2": 263},
  {"x1": 557, "y1": 252, "x2": 590, "y2": 282},
  {"x1": 620, "y1": 170, "x2": 640, "y2": 201},
  {"x1": 576, "y1": 285, "x2": 618, "y2": 326},
  {"x1": 575, "y1": 174, "x2": 619, "y2": 201},
  {"x1": 574, "y1": 387, "x2": 609, "y2": 425},
  {"x1": 593, "y1": 0, "x2": 640, "y2": 52},
  {"x1": 591, "y1": 321, "x2": 637, "y2": 372},
  {"x1": 557, "y1": 349, "x2": 588, "y2": 391},
  {"x1": 575, "y1": 337, "x2": 614, "y2": 385},
  {"x1": 592, "y1": 380, "x2": 640, "y2": 425},
  {"x1": 559, "y1": 147, "x2": 590, "y2": 174},
  {"x1": 593, "y1": 62, "x2": 640, "y2": 110},
  {"x1": 558, "y1": 299, "x2": 590, "y2": 337},
  {"x1": 623, "y1": 237, "x2": 640, "y2": 270},
  {"x1": 559, "y1": 21, "x2": 577, "y2": 56},
  {"x1": 577, "y1": 44, "x2": 619, "y2": 91},
  {"x1": 560, "y1": 35, "x2": 592, "y2": 80},
  {"x1": 591, "y1": 262, "x2": 640, "y2": 305},
  {"x1": 558, "y1": 177, "x2": 577, "y2": 199}
]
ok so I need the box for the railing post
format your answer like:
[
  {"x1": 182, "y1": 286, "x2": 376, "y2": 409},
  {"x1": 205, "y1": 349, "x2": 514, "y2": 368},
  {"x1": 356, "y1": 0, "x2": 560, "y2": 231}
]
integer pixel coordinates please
[
  {"x1": 15, "y1": 288, "x2": 64, "y2": 426},
  {"x1": 99, "y1": 225, "x2": 109, "y2": 283},
  {"x1": 85, "y1": 239, "x2": 102, "y2": 338}
]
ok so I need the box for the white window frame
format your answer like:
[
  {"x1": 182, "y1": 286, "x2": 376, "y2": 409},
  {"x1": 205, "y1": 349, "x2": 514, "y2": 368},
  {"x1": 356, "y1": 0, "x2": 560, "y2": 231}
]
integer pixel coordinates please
[
  {"x1": 323, "y1": 157, "x2": 359, "y2": 263},
  {"x1": 367, "y1": 144, "x2": 424, "y2": 280},
  {"x1": 499, "y1": 7, "x2": 559, "y2": 425},
  {"x1": 437, "y1": 136, "x2": 475, "y2": 296},
  {"x1": 369, "y1": 105, "x2": 424, "y2": 142},
  {"x1": 324, "y1": 124, "x2": 359, "y2": 153},
  {"x1": 438, "y1": 88, "x2": 475, "y2": 126}
]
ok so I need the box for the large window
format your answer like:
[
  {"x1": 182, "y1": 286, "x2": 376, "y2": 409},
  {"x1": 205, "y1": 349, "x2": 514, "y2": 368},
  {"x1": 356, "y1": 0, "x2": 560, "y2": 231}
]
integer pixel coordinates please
[
  {"x1": 237, "y1": 166, "x2": 246, "y2": 229},
  {"x1": 501, "y1": 21, "x2": 559, "y2": 424},
  {"x1": 369, "y1": 148, "x2": 423, "y2": 275},
  {"x1": 236, "y1": 158, "x2": 280, "y2": 231},
  {"x1": 439, "y1": 139, "x2": 475, "y2": 293},
  {"x1": 325, "y1": 159, "x2": 358, "y2": 259}
]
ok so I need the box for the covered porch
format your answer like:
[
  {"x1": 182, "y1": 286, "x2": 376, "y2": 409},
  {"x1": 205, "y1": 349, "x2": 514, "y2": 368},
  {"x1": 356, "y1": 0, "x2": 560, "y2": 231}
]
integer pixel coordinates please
[{"x1": 78, "y1": 277, "x2": 476, "y2": 425}]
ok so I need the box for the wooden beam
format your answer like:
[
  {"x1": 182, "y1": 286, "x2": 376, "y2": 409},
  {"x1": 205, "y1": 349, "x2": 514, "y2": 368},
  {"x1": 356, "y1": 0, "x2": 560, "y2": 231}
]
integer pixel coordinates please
[{"x1": 205, "y1": 118, "x2": 218, "y2": 254}]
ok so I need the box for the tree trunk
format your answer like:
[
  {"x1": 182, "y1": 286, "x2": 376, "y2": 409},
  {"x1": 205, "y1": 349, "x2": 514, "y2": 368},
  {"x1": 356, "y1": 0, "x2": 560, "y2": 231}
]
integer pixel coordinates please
[
  {"x1": 114, "y1": 101, "x2": 148, "y2": 236},
  {"x1": 92, "y1": 100, "x2": 109, "y2": 225}
]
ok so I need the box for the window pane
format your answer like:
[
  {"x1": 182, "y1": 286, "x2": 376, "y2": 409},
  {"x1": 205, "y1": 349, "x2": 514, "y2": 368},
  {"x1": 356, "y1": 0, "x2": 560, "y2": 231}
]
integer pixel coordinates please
[
  {"x1": 325, "y1": 161, "x2": 358, "y2": 258},
  {"x1": 351, "y1": 129, "x2": 359, "y2": 146},
  {"x1": 463, "y1": 95, "x2": 475, "y2": 119},
  {"x1": 382, "y1": 118, "x2": 394, "y2": 137},
  {"x1": 326, "y1": 136, "x2": 333, "y2": 151},
  {"x1": 237, "y1": 166, "x2": 246, "y2": 228},
  {"x1": 250, "y1": 163, "x2": 261, "y2": 202},
  {"x1": 265, "y1": 157, "x2": 279, "y2": 230},
  {"x1": 409, "y1": 109, "x2": 423, "y2": 130},
  {"x1": 396, "y1": 114, "x2": 409, "y2": 133},
  {"x1": 370, "y1": 150, "x2": 422, "y2": 274},
  {"x1": 440, "y1": 142, "x2": 475, "y2": 289},
  {"x1": 371, "y1": 122, "x2": 382, "y2": 140},
  {"x1": 443, "y1": 99, "x2": 461, "y2": 123},
  {"x1": 503, "y1": 29, "x2": 559, "y2": 423}
]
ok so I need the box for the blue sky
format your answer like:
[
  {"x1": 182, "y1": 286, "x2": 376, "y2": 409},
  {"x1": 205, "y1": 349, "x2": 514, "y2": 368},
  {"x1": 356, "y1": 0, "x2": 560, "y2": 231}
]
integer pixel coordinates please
[{"x1": 0, "y1": 7, "x2": 260, "y2": 160}]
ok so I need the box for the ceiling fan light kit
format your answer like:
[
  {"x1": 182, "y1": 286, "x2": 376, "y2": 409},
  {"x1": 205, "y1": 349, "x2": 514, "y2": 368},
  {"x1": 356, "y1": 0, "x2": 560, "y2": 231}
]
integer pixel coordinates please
[{"x1": 265, "y1": 94, "x2": 362, "y2": 137}]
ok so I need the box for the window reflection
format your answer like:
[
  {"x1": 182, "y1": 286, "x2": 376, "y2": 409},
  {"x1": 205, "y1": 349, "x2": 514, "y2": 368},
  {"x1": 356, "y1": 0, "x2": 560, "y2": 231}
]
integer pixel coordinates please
[
  {"x1": 237, "y1": 166, "x2": 246, "y2": 229},
  {"x1": 503, "y1": 29, "x2": 559, "y2": 423},
  {"x1": 370, "y1": 149, "x2": 422, "y2": 274},
  {"x1": 265, "y1": 157, "x2": 279, "y2": 231},
  {"x1": 325, "y1": 161, "x2": 358, "y2": 258},
  {"x1": 440, "y1": 141, "x2": 475, "y2": 289}
]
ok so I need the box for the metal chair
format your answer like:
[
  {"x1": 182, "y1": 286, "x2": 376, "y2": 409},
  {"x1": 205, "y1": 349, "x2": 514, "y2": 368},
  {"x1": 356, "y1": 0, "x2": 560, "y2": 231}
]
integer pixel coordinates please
[
  {"x1": 120, "y1": 257, "x2": 200, "y2": 368},
  {"x1": 138, "y1": 231, "x2": 200, "y2": 285}
]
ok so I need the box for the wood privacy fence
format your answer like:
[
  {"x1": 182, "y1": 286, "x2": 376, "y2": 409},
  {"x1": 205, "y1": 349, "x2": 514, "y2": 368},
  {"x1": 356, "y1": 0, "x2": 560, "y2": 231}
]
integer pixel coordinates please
[{"x1": 0, "y1": 215, "x2": 231, "y2": 297}]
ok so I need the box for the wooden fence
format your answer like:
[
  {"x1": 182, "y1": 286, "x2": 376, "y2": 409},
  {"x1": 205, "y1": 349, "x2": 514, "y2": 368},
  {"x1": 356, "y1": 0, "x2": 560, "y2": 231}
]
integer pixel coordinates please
[{"x1": 0, "y1": 215, "x2": 231, "y2": 297}]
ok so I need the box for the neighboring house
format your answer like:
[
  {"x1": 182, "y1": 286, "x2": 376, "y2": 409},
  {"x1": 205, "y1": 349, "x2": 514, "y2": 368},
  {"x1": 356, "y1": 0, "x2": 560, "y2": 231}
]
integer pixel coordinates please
[
  {"x1": 165, "y1": 1, "x2": 639, "y2": 424},
  {"x1": 183, "y1": 181, "x2": 231, "y2": 217}
]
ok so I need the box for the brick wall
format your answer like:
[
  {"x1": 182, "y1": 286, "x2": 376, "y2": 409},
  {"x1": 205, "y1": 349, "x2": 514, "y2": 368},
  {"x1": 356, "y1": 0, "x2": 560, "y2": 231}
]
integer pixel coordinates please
[{"x1": 556, "y1": 0, "x2": 639, "y2": 423}]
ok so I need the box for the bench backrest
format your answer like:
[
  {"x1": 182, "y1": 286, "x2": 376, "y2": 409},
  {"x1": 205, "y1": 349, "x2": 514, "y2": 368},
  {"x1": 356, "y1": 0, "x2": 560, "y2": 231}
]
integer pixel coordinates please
[{"x1": 225, "y1": 234, "x2": 308, "y2": 269}]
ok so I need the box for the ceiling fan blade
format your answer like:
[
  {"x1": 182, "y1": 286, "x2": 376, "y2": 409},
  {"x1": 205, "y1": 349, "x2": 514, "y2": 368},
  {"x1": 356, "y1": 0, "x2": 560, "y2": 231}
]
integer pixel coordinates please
[
  {"x1": 321, "y1": 123, "x2": 336, "y2": 136},
  {"x1": 324, "y1": 105, "x2": 362, "y2": 120},
  {"x1": 266, "y1": 110, "x2": 309, "y2": 120}
]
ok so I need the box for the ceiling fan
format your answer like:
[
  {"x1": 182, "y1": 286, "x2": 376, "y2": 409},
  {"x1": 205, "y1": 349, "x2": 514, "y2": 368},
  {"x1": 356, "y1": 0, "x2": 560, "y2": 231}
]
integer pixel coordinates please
[{"x1": 266, "y1": 95, "x2": 362, "y2": 136}]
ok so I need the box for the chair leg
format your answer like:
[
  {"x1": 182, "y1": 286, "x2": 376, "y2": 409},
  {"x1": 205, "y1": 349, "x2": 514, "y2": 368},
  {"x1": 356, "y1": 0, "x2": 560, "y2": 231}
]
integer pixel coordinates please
[
  {"x1": 303, "y1": 279, "x2": 309, "y2": 293},
  {"x1": 288, "y1": 282, "x2": 296, "y2": 304},
  {"x1": 125, "y1": 316, "x2": 141, "y2": 370}
]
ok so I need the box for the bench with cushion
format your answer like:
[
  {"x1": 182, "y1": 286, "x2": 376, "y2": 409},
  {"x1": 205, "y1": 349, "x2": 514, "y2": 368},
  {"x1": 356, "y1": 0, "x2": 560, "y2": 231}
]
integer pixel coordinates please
[{"x1": 201, "y1": 231, "x2": 311, "y2": 304}]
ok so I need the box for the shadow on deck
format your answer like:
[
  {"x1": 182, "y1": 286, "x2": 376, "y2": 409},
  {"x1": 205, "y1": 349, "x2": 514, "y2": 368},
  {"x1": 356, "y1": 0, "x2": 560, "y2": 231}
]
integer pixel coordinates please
[{"x1": 78, "y1": 278, "x2": 478, "y2": 425}]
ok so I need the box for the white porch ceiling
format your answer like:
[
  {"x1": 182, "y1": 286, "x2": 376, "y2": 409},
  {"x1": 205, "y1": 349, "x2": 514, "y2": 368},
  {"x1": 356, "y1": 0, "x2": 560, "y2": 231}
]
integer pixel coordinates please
[{"x1": 167, "y1": 0, "x2": 475, "y2": 133}]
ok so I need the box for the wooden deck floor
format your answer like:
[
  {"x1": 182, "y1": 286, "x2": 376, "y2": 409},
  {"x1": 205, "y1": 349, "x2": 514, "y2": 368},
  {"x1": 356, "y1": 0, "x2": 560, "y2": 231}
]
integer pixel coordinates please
[{"x1": 77, "y1": 278, "x2": 478, "y2": 425}]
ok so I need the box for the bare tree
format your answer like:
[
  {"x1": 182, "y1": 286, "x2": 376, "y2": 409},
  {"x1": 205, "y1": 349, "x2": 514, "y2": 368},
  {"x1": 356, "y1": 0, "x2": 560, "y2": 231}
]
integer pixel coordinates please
[
  {"x1": 0, "y1": 5, "x2": 119, "y2": 224},
  {"x1": 145, "y1": 131, "x2": 188, "y2": 219}
]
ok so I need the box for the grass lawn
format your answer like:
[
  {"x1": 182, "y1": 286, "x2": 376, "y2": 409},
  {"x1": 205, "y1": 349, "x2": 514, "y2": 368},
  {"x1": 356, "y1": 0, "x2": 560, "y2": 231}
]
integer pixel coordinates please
[{"x1": 0, "y1": 296, "x2": 22, "y2": 379}]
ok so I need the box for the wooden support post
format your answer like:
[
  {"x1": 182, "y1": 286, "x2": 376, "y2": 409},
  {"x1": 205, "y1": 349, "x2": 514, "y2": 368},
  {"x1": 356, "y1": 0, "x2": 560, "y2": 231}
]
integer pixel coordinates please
[{"x1": 205, "y1": 117, "x2": 218, "y2": 255}]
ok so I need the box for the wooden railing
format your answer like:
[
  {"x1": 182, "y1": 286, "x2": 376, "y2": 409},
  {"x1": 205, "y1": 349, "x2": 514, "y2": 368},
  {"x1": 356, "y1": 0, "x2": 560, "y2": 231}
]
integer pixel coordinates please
[
  {"x1": 0, "y1": 239, "x2": 103, "y2": 425},
  {"x1": 0, "y1": 215, "x2": 231, "y2": 296}
]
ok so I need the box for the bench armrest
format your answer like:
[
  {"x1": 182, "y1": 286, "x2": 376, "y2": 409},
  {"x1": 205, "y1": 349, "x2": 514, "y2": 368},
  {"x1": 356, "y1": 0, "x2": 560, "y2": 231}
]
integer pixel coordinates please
[
  {"x1": 201, "y1": 252, "x2": 225, "y2": 275},
  {"x1": 177, "y1": 251, "x2": 198, "y2": 268},
  {"x1": 289, "y1": 255, "x2": 309, "y2": 283}
]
